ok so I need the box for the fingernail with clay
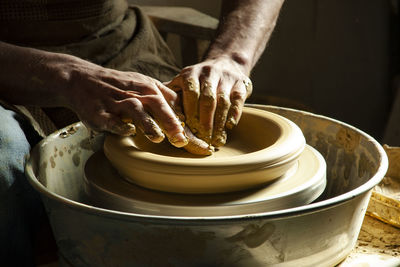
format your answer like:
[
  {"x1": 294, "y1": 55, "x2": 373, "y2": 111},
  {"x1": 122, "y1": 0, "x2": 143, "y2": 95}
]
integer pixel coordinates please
[
  {"x1": 169, "y1": 132, "x2": 189, "y2": 147},
  {"x1": 124, "y1": 123, "x2": 137, "y2": 136},
  {"x1": 113, "y1": 123, "x2": 136, "y2": 136},
  {"x1": 212, "y1": 131, "x2": 227, "y2": 147},
  {"x1": 226, "y1": 117, "x2": 237, "y2": 130},
  {"x1": 121, "y1": 118, "x2": 133, "y2": 124},
  {"x1": 145, "y1": 132, "x2": 165, "y2": 143},
  {"x1": 145, "y1": 124, "x2": 165, "y2": 142}
]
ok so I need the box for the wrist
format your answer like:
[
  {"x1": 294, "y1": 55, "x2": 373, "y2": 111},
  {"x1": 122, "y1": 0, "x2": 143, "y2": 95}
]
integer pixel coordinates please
[
  {"x1": 36, "y1": 52, "x2": 75, "y2": 107},
  {"x1": 205, "y1": 49, "x2": 252, "y2": 75}
]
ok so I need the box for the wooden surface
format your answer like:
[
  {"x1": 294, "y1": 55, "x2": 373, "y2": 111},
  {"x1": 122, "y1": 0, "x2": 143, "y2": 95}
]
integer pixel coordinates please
[
  {"x1": 340, "y1": 145, "x2": 400, "y2": 266},
  {"x1": 139, "y1": 5, "x2": 218, "y2": 40},
  {"x1": 139, "y1": 5, "x2": 218, "y2": 66},
  {"x1": 339, "y1": 215, "x2": 400, "y2": 266}
]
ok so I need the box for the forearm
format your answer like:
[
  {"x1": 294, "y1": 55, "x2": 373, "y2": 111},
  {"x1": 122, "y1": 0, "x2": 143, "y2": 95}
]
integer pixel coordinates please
[
  {"x1": 205, "y1": 0, "x2": 284, "y2": 75},
  {"x1": 0, "y1": 41, "x2": 70, "y2": 107},
  {"x1": 0, "y1": 41, "x2": 193, "y2": 148}
]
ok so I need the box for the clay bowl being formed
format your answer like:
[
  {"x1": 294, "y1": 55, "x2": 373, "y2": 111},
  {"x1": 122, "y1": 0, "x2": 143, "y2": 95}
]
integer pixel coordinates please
[{"x1": 103, "y1": 107, "x2": 306, "y2": 194}]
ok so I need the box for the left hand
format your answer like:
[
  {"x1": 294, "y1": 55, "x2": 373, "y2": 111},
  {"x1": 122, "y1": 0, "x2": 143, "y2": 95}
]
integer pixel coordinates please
[{"x1": 167, "y1": 56, "x2": 253, "y2": 147}]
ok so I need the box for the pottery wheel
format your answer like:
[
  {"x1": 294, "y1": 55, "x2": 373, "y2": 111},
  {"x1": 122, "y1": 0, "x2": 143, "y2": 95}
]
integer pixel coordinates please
[{"x1": 84, "y1": 145, "x2": 326, "y2": 217}]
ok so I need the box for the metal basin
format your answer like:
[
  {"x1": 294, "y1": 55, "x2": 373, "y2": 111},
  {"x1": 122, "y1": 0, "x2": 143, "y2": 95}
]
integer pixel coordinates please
[{"x1": 25, "y1": 105, "x2": 388, "y2": 267}]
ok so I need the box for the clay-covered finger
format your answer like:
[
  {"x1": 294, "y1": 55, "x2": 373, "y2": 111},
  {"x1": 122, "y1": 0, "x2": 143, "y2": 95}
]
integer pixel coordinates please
[
  {"x1": 182, "y1": 77, "x2": 201, "y2": 133},
  {"x1": 183, "y1": 126, "x2": 214, "y2": 156},
  {"x1": 118, "y1": 98, "x2": 166, "y2": 143},
  {"x1": 243, "y1": 78, "x2": 253, "y2": 97},
  {"x1": 167, "y1": 75, "x2": 200, "y2": 134},
  {"x1": 138, "y1": 94, "x2": 188, "y2": 147},
  {"x1": 226, "y1": 79, "x2": 250, "y2": 130},
  {"x1": 211, "y1": 84, "x2": 231, "y2": 147},
  {"x1": 198, "y1": 79, "x2": 218, "y2": 143},
  {"x1": 158, "y1": 80, "x2": 182, "y2": 111},
  {"x1": 112, "y1": 120, "x2": 136, "y2": 136},
  {"x1": 138, "y1": 113, "x2": 166, "y2": 143},
  {"x1": 86, "y1": 112, "x2": 136, "y2": 136}
]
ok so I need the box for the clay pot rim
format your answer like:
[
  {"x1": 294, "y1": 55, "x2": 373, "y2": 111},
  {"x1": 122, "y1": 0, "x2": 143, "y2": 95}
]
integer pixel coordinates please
[{"x1": 104, "y1": 107, "x2": 306, "y2": 172}]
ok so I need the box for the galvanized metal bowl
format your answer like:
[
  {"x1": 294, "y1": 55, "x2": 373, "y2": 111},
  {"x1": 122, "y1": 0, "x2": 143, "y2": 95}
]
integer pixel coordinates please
[{"x1": 25, "y1": 105, "x2": 388, "y2": 267}]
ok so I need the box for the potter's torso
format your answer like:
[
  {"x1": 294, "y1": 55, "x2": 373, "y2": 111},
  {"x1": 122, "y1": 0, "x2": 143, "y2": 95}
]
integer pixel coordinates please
[{"x1": 0, "y1": 0, "x2": 128, "y2": 45}]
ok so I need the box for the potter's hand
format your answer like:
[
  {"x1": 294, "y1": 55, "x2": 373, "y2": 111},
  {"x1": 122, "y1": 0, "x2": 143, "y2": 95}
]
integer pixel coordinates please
[
  {"x1": 60, "y1": 56, "x2": 188, "y2": 147},
  {"x1": 164, "y1": 0, "x2": 284, "y2": 146},
  {"x1": 167, "y1": 56, "x2": 252, "y2": 147},
  {"x1": 0, "y1": 42, "x2": 212, "y2": 154}
]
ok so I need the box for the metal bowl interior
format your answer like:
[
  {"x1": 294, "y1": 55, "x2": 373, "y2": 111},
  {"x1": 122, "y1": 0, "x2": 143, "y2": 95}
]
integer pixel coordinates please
[{"x1": 25, "y1": 105, "x2": 388, "y2": 267}]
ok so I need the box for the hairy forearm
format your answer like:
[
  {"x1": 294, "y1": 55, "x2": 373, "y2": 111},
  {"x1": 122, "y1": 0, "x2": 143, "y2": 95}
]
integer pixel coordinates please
[
  {"x1": 206, "y1": 0, "x2": 284, "y2": 75},
  {"x1": 0, "y1": 41, "x2": 70, "y2": 106},
  {"x1": 0, "y1": 41, "x2": 191, "y2": 146}
]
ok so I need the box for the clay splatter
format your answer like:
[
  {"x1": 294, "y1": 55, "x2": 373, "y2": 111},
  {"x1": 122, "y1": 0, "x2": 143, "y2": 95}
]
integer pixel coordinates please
[
  {"x1": 336, "y1": 127, "x2": 360, "y2": 152},
  {"x1": 226, "y1": 223, "x2": 275, "y2": 248},
  {"x1": 72, "y1": 152, "x2": 80, "y2": 167},
  {"x1": 49, "y1": 156, "x2": 56, "y2": 168},
  {"x1": 59, "y1": 126, "x2": 78, "y2": 139}
]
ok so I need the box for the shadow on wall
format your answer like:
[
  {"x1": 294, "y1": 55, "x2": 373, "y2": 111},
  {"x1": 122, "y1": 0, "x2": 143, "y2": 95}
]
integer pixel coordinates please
[
  {"x1": 252, "y1": 0, "x2": 392, "y2": 141},
  {"x1": 132, "y1": 0, "x2": 392, "y2": 141},
  {"x1": 131, "y1": 0, "x2": 221, "y2": 17}
]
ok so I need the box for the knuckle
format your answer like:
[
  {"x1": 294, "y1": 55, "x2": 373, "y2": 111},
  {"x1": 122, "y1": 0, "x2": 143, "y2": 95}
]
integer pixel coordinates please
[
  {"x1": 231, "y1": 89, "x2": 246, "y2": 101},
  {"x1": 164, "y1": 115, "x2": 178, "y2": 128},
  {"x1": 140, "y1": 95, "x2": 167, "y2": 112},
  {"x1": 122, "y1": 79, "x2": 136, "y2": 90},
  {"x1": 217, "y1": 93, "x2": 230, "y2": 107},
  {"x1": 144, "y1": 84, "x2": 160, "y2": 95},
  {"x1": 120, "y1": 98, "x2": 142, "y2": 112},
  {"x1": 179, "y1": 66, "x2": 197, "y2": 78},
  {"x1": 148, "y1": 94, "x2": 165, "y2": 106},
  {"x1": 200, "y1": 65, "x2": 212, "y2": 77},
  {"x1": 201, "y1": 94, "x2": 216, "y2": 107},
  {"x1": 181, "y1": 65, "x2": 195, "y2": 73},
  {"x1": 243, "y1": 78, "x2": 253, "y2": 96},
  {"x1": 202, "y1": 91, "x2": 216, "y2": 101},
  {"x1": 125, "y1": 97, "x2": 142, "y2": 106},
  {"x1": 201, "y1": 80, "x2": 214, "y2": 93},
  {"x1": 183, "y1": 78, "x2": 200, "y2": 94}
]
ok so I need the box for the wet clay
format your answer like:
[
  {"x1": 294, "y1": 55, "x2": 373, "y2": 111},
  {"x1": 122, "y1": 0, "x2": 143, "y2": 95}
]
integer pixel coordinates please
[
  {"x1": 84, "y1": 145, "x2": 326, "y2": 216},
  {"x1": 103, "y1": 107, "x2": 307, "y2": 194}
]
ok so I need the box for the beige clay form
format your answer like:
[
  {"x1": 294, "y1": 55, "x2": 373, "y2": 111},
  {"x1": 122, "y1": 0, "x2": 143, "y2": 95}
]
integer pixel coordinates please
[
  {"x1": 103, "y1": 107, "x2": 306, "y2": 194},
  {"x1": 84, "y1": 145, "x2": 326, "y2": 216}
]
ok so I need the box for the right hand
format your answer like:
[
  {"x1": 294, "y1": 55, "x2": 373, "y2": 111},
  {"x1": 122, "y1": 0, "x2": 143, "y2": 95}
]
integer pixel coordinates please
[
  {"x1": 166, "y1": 56, "x2": 253, "y2": 147},
  {"x1": 56, "y1": 55, "x2": 189, "y2": 148}
]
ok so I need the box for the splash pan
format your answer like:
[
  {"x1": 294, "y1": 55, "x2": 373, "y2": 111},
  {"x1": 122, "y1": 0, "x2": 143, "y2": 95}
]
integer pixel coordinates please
[{"x1": 25, "y1": 105, "x2": 388, "y2": 267}]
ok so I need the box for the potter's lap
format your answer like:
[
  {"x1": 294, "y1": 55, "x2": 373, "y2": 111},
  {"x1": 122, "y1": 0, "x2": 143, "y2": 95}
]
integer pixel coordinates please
[
  {"x1": 0, "y1": 105, "x2": 35, "y2": 189},
  {"x1": 0, "y1": 104, "x2": 43, "y2": 265}
]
